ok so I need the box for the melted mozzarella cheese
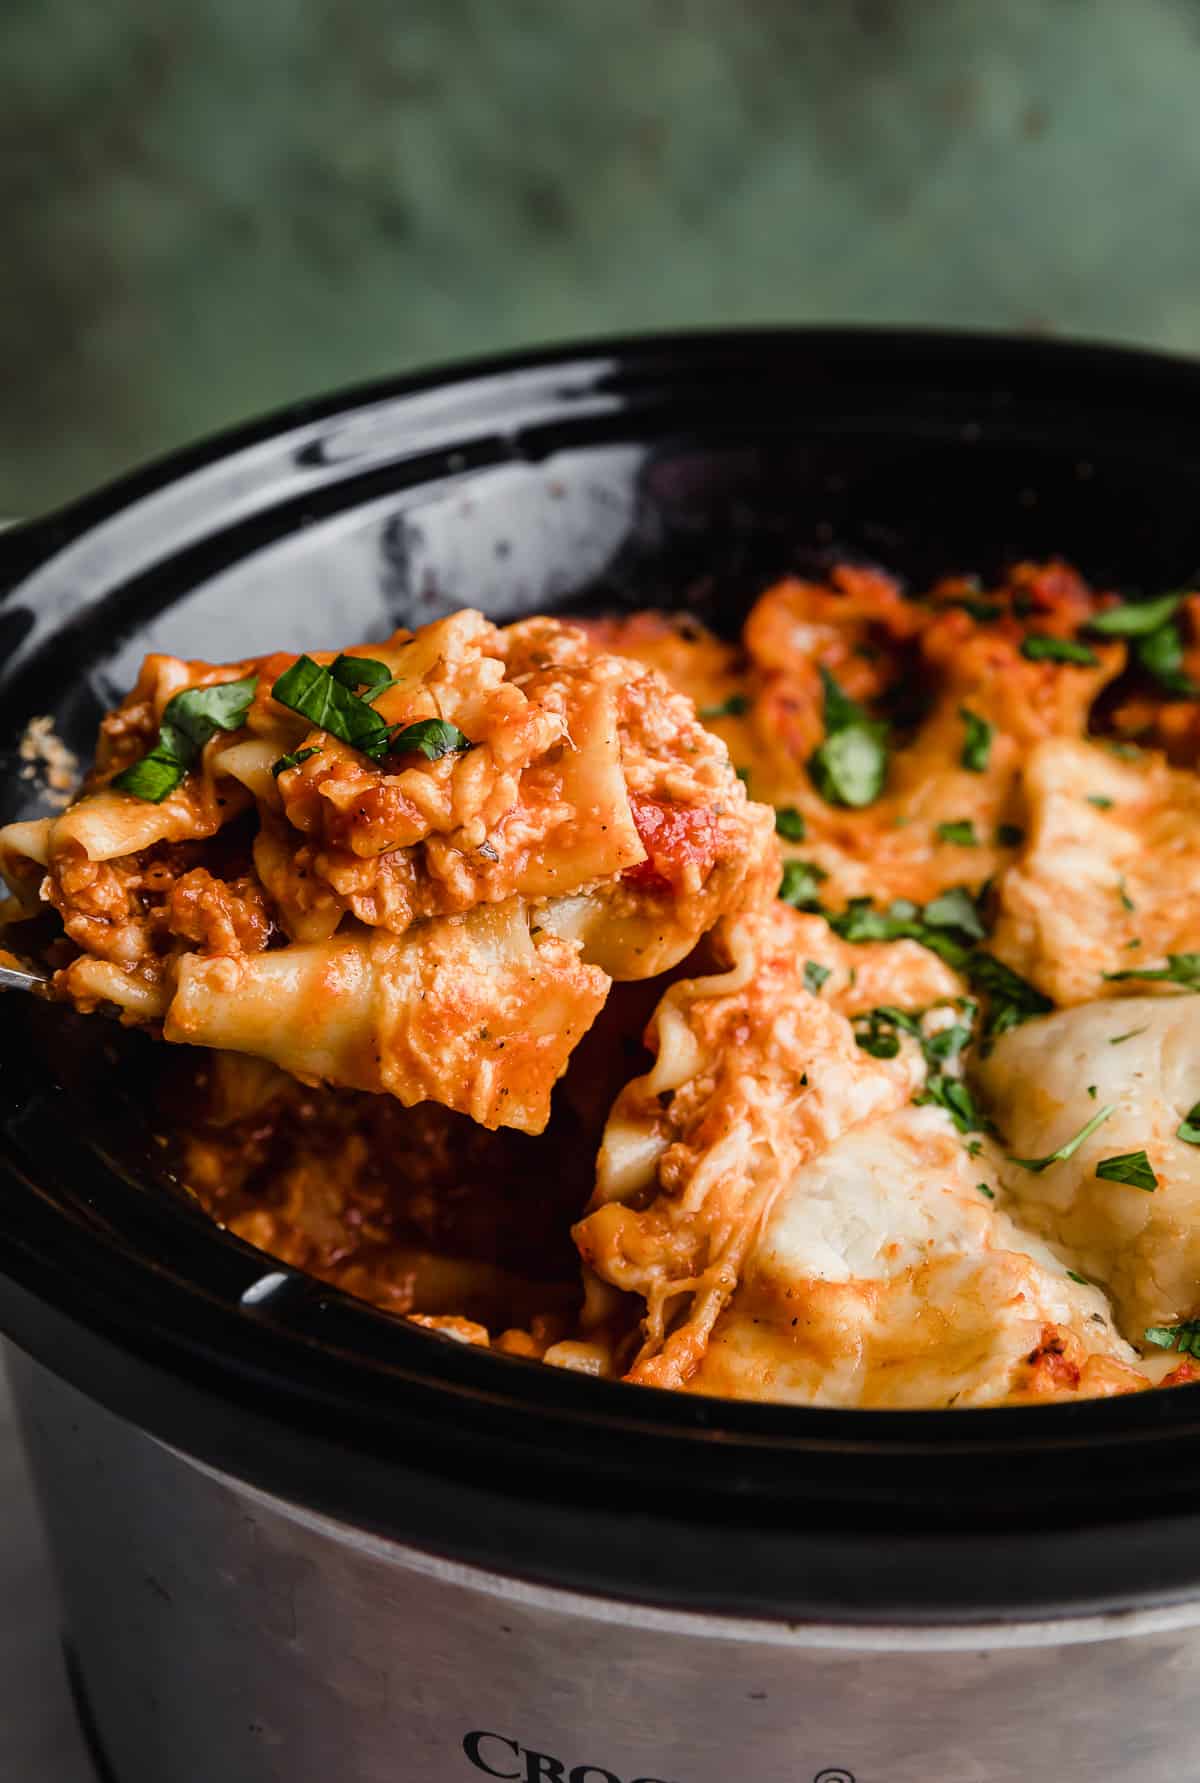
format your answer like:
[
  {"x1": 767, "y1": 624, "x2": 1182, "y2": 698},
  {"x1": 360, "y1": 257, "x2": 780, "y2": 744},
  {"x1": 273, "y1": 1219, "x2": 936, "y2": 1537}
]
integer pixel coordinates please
[
  {"x1": 991, "y1": 737, "x2": 1200, "y2": 1006},
  {"x1": 976, "y1": 996, "x2": 1200, "y2": 1343},
  {"x1": 686, "y1": 1103, "x2": 1143, "y2": 1408}
]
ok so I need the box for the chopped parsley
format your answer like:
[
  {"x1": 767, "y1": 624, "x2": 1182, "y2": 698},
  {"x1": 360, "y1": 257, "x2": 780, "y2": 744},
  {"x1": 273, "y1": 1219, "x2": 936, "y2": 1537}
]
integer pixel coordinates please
[
  {"x1": 699, "y1": 692, "x2": 749, "y2": 719},
  {"x1": 966, "y1": 952, "x2": 1053, "y2": 1047},
  {"x1": 271, "y1": 745, "x2": 322, "y2": 777},
  {"x1": 915, "y1": 1073, "x2": 985, "y2": 1135},
  {"x1": 936, "y1": 819, "x2": 978, "y2": 847},
  {"x1": 1177, "y1": 1102, "x2": 1200, "y2": 1145},
  {"x1": 1103, "y1": 953, "x2": 1200, "y2": 991},
  {"x1": 1007, "y1": 1103, "x2": 1117, "y2": 1173},
  {"x1": 829, "y1": 888, "x2": 983, "y2": 967},
  {"x1": 774, "y1": 806, "x2": 806, "y2": 841},
  {"x1": 1066, "y1": 1270, "x2": 1091, "y2": 1286},
  {"x1": 778, "y1": 859, "x2": 828, "y2": 910},
  {"x1": 1020, "y1": 635, "x2": 1098, "y2": 666},
  {"x1": 1117, "y1": 877, "x2": 1136, "y2": 912},
  {"x1": 1087, "y1": 795, "x2": 1114, "y2": 810},
  {"x1": 966, "y1": 1138, "x2": 984, "y2": 1158},
  {"x1": 1095, "y1": 1149, "x2": 1158, "y2": 1191},
  {"x1": 1108, "y1": 1025, "x2": 1148, "y2": 1045},
  {"x1": 976, "y1": 1181, "x2": 995, "y2": 1199},
  {"x1": 995, "y1": 823, "x2": 1025, "y2": 848},
  {"x1": 112, "y1": 675, "x2": 259, "y2": 803},
  {"x1": 1145, "y1": 1320, "x2": 1200, "y2": 1356},
  {"x1": 1135, "y1": 620, "x2": 1199, "y2": 698},
  {"x1": 959, "y1": 707, "x2": 994, "y2": 773},
  {"x1": 1088, "y1": 1084, "x2": 1098, "y2": 1098},
  {"x1": 808, "y1": 667, "x2": 888, "y2": 808},
  {"x1": 803, "y1": 960, "x2": 831, "y2": 995},
  {"x1": 1088, "y1": 590, "x2": 1187, "y2": 637}
]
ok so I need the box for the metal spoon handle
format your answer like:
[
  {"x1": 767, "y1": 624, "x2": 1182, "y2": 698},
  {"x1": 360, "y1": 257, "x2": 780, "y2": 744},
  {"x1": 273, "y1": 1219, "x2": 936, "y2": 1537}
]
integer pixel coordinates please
[{"x1": 0, "y1": 962, "x2": 48, "y2": 995}]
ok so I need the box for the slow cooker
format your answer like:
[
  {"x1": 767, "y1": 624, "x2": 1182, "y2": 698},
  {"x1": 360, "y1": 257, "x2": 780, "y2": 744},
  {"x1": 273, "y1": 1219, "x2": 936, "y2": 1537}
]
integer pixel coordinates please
[{"x1": 4, "y1": 330, "x2": 1200, "y2": 1783}]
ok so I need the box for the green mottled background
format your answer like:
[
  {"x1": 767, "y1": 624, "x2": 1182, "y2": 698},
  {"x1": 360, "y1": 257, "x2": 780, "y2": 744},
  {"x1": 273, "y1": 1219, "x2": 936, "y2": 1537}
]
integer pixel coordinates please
[{"x1": 3, "y1": 0, "x2": 1198, "y2": 516}]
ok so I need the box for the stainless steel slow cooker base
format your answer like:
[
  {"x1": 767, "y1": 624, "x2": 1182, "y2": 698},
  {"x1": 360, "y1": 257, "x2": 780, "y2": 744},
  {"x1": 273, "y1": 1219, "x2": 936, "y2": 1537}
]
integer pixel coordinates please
[{"x1": 12, "y1": 1348, "x2": 1200, "y2": 1783}]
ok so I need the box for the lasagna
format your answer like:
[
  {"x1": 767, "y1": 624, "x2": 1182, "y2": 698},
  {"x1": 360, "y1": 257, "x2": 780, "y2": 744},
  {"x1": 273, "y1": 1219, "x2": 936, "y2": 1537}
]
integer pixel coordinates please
[{"x1": 5, "y1": 562, "x2": 1200, "y2": 1408}]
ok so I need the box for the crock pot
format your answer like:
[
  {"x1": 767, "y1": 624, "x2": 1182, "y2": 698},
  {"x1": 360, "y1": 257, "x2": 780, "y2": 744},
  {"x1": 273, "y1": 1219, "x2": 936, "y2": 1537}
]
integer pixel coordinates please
[{"x1": 4, "y1": 330, "x2": 1200, "y2": 1783}]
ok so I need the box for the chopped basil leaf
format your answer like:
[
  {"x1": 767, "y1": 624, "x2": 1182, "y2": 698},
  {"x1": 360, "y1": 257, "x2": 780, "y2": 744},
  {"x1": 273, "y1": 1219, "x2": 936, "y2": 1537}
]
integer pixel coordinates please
[
  {"x1": 1108, "y1": 1025, "x2": 1148, "y2": 1045},
  {"x1": 936, "y1": 819, "x2": 978, "y2": 847},
  {"x1": 924, "y1": 886, "x2": 987, "y2": 941},
  {"x1": 1066, "y1": 1270, "x2": 1090, "y2": 1286},
  {"x1": 1007, "y1": 1103, "x2": 1117, "y2": 1173},
  {"x1": 699, "y1": 692, "x2": 749, "y2": 719},
  {"x1": 1095, "y1": 1149, "x2": 1158, "y2": 1191},
  {"x1": 1087, "y1": 794, "x2": 1114, "y2": 809},
  {"x1": 386, "y1": 719, "x2": 473, "y2": 761},
  {"x1": 774, "y1": 806, "x2": 806, "y2": 841},
  {"x1": 995, "y1": 823, "x2": 1025, "y2": 848},
  {"x1": 808, "y1": 667, "x2": 888, "y2": 808},
  {"x1": 959, "y1": 707, "x2": 993, "y2": 773},
  {"x1": 329, "y1": 654, "x2": 393, "y2": 694},
  {"x1": 1135, "y1": 620, "x2": 1200, "y2": 697},
  {"x1": 1177, "y1": 1102, "x2": 1200, "y2": 1145},
  {"x1": 966, "y1": 952, "x2": 1053, "y2": 1046},
  {"x1": 1145, "y1": 1320, "x2": 1200, "y2": 1356},
  {"x1": 1020, "y1": 635, "x2": 1098, "y2": 666},
  {"x1": 915, "y1": 1074, "x2": 985, "y2": 1134},
  {"x1": 1088, "y1": 590, "x2": 1187, "y2": 637},
  {"x1": 803, "y1": 960, "x2": 831, "y2": 995},
  {"x1": 1104, "y1": 952, "x2": 1200, "y2": 990},
  {"x1": 112, "y1": 674, "x2": 259, "y2": 803},
  {"x1": 271, "y1": 655, "x2": 393, "y2": 759},
  {"x1": 976, "y1": 1180, "x2": 995, "y2": 1198},
  {"x1": 271, "y1": 746, "x2": 322, "y2": 777},
  {"x1": 778, "y1": 859, "x2": 828, "y2": 910}
]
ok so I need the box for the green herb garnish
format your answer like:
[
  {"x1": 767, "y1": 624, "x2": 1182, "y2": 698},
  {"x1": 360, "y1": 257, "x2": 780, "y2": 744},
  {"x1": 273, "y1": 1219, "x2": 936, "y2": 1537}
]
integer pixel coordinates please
[
  {"x1": 1088, "y1": 591, "x2": 1187, "y2": 636},
  {"x1": 699, "y1": 693, "x2": 749, "y2": 720},
  {"x1": 1117, "y1": 877, "x2": 1136, "y2": 913},
  {"x1": 936, "y1": 819, "x2": 978, "y2": 847},
  {"x1": 271, "y1": 746, "x2": 322, "y2": 777},
  {"x1": 808, "y1": 667, "x2": 888, "y2": 808},
  {"x1": 959, "y1": 707, "x2": 994, "y2": 773},
  {"x1": 1066, "y1": 1270, "x2": 1091, "y2": 1286},
  {"x1": 1177, "y1": 1103, "x2": 1200, "y2": 1145},
  {"x1": 1095, "y1": 1149, "x2": 1158, "y2": 1191},
  {"x1": 1019, "y1": 641, "x2": 1098, "y2": 670},
  {"x1": 386, "y1": 719, "x2": 473, "y2": 761},
  {"x1": 1007, "y1": 1103, "x2": 1117, "y2": 1173},
  {"x1": 1020, "y1": 635, "x2": 1098, "y2": 666},
  {"x1": 1135, "y1": 621, "x2": 1200, "y2": 698},
  {"x1": 1087, "y1": 795, "x2": 1114, "y2": 810},
  {"x1": 778, "y1": 859, "x2": 828, "y2": 910},
  {"x1": 1103, "y1": 953, "x2": 1200, "y2": 991},
  {"x1": 966, "y1": 952, "x2": 1053, "y2": 1046},
  {"x1": 915, "y1": 1073, "x2": 985, "y2": 1135},
  {"x1": 977, "y1": 1181, "x2": 995, "y2": 1198},
  {"x1": 112, "y1": 675, "x2": 259, "y2": 803},
  {"x1": 1146, "y1": 1320, "x2": 1200, "y2": 1355},
  {"x1": 1108, "y1": 1025, "x2": 1148, "y2": 1045},
  {"x1": 271, "y1": 655, "x2": 394, "y2": 759},
  {"x1": 803, "y1": 960, "x2": 831, "y2": 995},
  {"x1": 774, "y1": 806, "x2": 806, "y2": 841}
]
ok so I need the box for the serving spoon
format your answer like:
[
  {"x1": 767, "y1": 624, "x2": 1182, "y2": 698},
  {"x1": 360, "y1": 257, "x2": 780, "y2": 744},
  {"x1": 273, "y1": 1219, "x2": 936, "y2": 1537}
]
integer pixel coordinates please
[{"x1": 0, "y1": 959, "x2": 50, "y2": 995}]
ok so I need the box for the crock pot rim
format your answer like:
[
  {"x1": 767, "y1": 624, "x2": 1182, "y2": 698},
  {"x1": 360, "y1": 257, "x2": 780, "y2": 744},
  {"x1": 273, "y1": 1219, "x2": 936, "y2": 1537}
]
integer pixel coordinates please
[{"x1": 6, "y1": 327, "x2": 1200, "y2": 1621}]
